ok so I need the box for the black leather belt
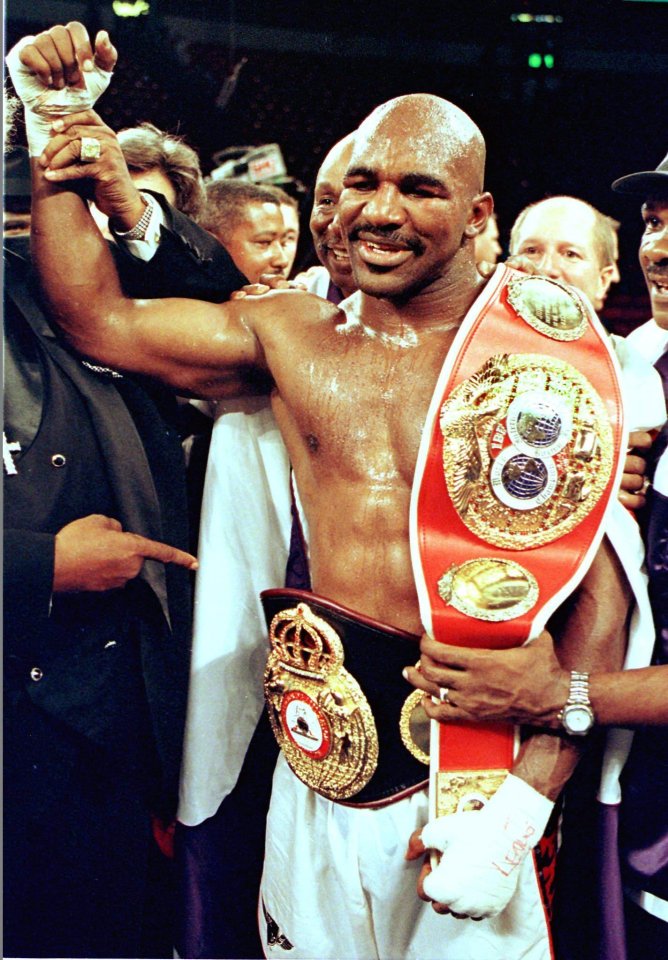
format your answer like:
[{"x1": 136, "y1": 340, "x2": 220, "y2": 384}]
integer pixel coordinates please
[{"x1": 261, "y1": 588, "x2": 428, "y2": 807}]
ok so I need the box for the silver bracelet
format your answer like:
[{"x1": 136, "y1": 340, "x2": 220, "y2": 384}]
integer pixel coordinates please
[{"x1": 115, "y1": 192, "x2": 156, "y2": 241}]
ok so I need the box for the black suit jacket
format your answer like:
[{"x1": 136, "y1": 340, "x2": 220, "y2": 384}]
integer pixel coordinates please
[
  {"x1": 4, "y1": 242, "x2": 192, "y2": 795},
  {"x1": 3, "y1": 206, "x2": 249, "y2": 959},
  {"x1": 5, "y1": 204, "x2": 244, "y2": 787},
  {"x1": 113, "y1": 190, "x2": 248, "y2": 302}
]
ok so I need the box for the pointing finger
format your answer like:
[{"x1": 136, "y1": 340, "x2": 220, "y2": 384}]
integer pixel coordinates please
[{"x1": 128, "y1": 534, "x2": 198, "y2": 570}]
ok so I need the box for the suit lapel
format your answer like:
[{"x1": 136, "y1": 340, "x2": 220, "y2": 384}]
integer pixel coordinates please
[{"x1": 8, "y1": 257, "x2": 171, "y2": 626}]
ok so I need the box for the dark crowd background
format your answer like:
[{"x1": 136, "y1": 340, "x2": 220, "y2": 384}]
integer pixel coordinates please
[{"x1": 5, "y1": 0, "x2": 668, "y2": 335}]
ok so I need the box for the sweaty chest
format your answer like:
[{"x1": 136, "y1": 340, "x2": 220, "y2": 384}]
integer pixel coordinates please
[{"x1": 276, "y1": 334, "x2": 445, "y2": 481}]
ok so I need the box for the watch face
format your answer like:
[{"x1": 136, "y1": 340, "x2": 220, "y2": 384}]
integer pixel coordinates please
[{"x1": 563, "y1": 704, "x2": 594, "y2": 735}]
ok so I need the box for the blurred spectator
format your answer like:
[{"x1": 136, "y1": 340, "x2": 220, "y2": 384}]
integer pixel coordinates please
[
  {"x1": 265, "y1": 184, "x2": 300, "y2": 276},
  {"x1": 296, "y1": 133, "x2": 356, "y2": 301},
  {"x1": 119, "y1": 122, "x2": 206, "y2": 220},
  {"x1": 92, "y1": 122, "x2": 205, "y2": 238},
  {"x1": 201, "y1": 179, "x2": 290, "y2": 282}
]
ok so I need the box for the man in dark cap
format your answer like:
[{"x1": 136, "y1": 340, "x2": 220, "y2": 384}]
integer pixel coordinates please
[
  {"x1": 609, "y1": 149, "x2": 668, "y2": 960},
  {"x1": 617, "y1": 152, "x2": 668, "y2": 366}
]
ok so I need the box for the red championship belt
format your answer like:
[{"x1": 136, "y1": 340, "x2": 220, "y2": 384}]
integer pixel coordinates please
[{"x1": 409, "y1": 265, "x2": 625, "y2": 819}]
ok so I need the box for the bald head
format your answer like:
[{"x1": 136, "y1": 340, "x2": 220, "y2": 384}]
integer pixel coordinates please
[
  {"x1": 509, "y1": 195, "x2": 619, "y2": 309},
  {"x1": 317, "y1": 133, "x2": 355, "y2": 186},
  {"x1": 339, "y1": 94, "x2": 493, "y2": 301},
  {"x1": 510, "y1": 197, "x2": 617, "y2": 268},
  {"x1": 352, "y1": 94, "x2": 487, "y2": 195}
]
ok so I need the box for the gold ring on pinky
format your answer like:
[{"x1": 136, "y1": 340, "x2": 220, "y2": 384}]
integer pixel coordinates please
[
  {"x1": 439, "y1": 687, "x2": 450, "y2": 703},
  {"x1": 79, "y1": 137, "x2": 101, "y2": 163},
  {"x1": 641, "y1": 477, "x2": 652, "y2": 496}
]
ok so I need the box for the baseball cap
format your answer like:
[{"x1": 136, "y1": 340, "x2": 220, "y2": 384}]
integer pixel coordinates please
[{"x1": 611, "y1": 151, "x2": 668, "y2": 196}]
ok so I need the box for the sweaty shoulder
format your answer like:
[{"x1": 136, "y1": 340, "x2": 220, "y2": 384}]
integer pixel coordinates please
[{"x1": 233, "y1": 288, "x2": 345, "y2": 339}]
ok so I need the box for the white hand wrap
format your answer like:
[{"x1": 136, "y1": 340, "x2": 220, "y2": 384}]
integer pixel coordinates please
[
  {"x1": 420, "y1": 773, "x2": 554, "y2": 919},
  {"x1": 6, "y1": 36, "x2": 113, "y2": 156}
]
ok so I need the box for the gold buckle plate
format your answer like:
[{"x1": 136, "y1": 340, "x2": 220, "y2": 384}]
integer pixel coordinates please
[
  {"x1": 264, "y1": 602, "x2": 379, "y2": 800},
  {"x1": 434, "y1": 769, "x2": 508, "y2": 817}
]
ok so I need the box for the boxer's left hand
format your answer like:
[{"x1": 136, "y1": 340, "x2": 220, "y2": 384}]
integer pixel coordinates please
[{"x1": 406, "y1": 774, "x2": 554, "y2": 919}]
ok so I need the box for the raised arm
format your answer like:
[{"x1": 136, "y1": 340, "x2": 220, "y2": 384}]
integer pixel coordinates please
[
  {"x1": 31, "y1": 166, "x2": 269, "y2": 396},
  {"x1": 8, "y1": 23, "x2": 277, "y2": 398}
]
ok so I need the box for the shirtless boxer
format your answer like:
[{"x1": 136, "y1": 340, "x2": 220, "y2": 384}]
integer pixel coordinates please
[{"x1": 10, "y1": 23, "x2": 635, "y2": 958}]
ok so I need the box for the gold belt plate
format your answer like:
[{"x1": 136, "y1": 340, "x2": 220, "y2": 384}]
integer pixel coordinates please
[
  {"x1": 263, "y1": 602, "x2": 379, "y2": 801},
  {"x1": 440, "y1": 353, "x2": 614, "y2": 549},
  {"x1": 400, "y1": 689, "x2": 430, "y2": 765},
  {"x1": 438, "y1": 556, "x2": 539, "y2": 622},
  {"x1": 506, "y1": 274, "x2": 588, "y2": 341},
  {"x1": 435, "y1": 769, "x2": 508, "y2": 817}
]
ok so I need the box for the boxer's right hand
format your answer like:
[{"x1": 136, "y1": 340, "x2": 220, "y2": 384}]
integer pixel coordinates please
[
  {"x1": 5, "y1": 23, "x2": 116, "y2": 155},
  {"x1": 406, "y1": 774, "x2": 554, "y2": 919}
]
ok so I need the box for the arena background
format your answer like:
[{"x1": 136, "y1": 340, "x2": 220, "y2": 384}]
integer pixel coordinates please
[{"x1": 5, "y1": 0, "x2": 668, "y2": 334}]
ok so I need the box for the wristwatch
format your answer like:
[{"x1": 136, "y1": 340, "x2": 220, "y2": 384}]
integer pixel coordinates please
[
  {"x1": 115, "y1": 192, "x2": 156, "y2": 241},
  {"x1": 558, "y1": 671, "x2": 595, "y2": 736}
]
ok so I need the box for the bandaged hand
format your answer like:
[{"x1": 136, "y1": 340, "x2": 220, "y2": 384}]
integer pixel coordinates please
[
  {"x1": 418, "y1": 774, "x2": 554, "y2": 919},
  {"x1": 5, "y1": 24, "x2": 116, "y2": 156}
]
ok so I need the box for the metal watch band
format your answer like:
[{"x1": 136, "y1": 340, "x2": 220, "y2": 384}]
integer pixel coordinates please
[
  {"x1": 558, "y1": 669, "x2": 594, "y2": 735},
  {"x1": 567, "y1": 670, "x2": 590, "y2": 704},
  {"x1": 116, "y1": 192, "x2": 155, "y2": 241}
]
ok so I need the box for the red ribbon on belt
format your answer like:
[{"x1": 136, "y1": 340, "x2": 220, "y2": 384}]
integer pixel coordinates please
[{"x1": 411, "y1": 265, "x2": 625, "y2": 814}]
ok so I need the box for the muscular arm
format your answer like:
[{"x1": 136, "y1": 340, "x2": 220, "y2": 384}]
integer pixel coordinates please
[
  {"x1": 31, "y1": 165, "x2": 271, "y2": 397},
  {"x1": 591, "y1": 666, "x2": 668, "y2": 725}
]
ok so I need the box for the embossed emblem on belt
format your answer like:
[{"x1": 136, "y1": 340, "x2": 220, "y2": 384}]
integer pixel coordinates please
[
  {"x1": 400, "y1": 689, "x2": 430, "y2": 765},
  {"x1": 506, "y1": 274, "x2": 587, "y2": 341},
  {"x1": 440, "y1": 353, "x2": 614, "y2": 550},
  {"x1": 438, "y1": 558, "x2": 539, "y2": 622},
  {"x1": 264, "y1": 602, "x2": 379, "y2": 800}
]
